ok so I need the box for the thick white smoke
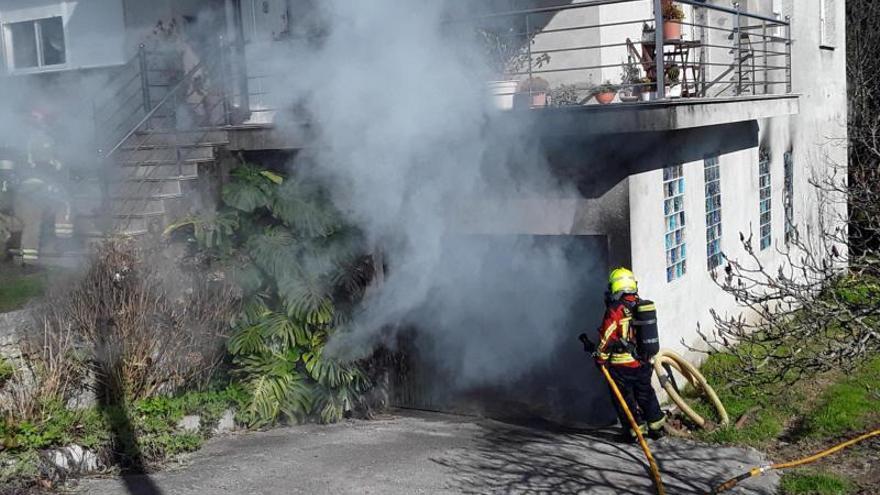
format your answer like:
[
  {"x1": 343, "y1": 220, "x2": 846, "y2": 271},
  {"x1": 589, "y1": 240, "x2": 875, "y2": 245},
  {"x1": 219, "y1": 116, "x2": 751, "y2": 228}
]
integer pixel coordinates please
[{"x1": 259, "y1": 0, "x2": 601, "y2": 389}]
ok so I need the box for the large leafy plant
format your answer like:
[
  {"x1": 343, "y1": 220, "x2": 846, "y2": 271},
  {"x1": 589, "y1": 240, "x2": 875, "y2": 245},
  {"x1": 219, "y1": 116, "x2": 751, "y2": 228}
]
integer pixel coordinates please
[{"x1": 167, "y1": 164, "x2": 374, "y2": 426}]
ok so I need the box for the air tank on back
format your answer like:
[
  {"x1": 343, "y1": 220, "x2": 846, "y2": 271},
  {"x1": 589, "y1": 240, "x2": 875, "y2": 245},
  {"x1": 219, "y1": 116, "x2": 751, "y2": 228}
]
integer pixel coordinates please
[{"x1": 633, "y1": 299, "x2": 660, "y2": 360}]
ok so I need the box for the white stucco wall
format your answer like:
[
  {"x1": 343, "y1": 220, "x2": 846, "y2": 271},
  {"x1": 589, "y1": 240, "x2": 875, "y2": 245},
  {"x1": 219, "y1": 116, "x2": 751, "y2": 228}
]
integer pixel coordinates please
[
  {"x1": 0, "y1": 0, "x2": 125, "y2": 74},
  {"x1": 627, "y1": 0, "x2": 848, "y2": 362}
]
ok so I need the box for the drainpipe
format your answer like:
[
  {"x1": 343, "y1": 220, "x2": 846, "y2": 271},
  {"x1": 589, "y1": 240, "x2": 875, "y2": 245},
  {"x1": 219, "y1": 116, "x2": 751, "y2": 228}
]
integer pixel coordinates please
[{"x1": 653, "y1": 0, "x2": 665, "y2": 99}]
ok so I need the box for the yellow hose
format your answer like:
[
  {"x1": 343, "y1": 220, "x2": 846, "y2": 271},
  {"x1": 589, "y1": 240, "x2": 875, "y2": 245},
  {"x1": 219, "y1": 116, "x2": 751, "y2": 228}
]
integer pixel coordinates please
[
  {"x1": 653, "y1": 350, "x2": 729, "y2": 428},
  {"x1": 710, "y1": 428, "x2": 880, "y2": 494},
  {"x1": 600, "y1": 365, "x2": 666, "y2": 495}
]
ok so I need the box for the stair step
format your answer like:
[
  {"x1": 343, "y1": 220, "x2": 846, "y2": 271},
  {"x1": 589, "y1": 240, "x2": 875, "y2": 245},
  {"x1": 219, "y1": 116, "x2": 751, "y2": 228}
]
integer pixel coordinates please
[
  {"x1": 119, "y1": 163, "x2": 199, "y2": 180},
  {"x1": 111, "y1": 180, "x2": 183, "y2": 199},
  {"x1": 110, "y1": 198, "x2": 166, "y2": 217},
  {"x1": 132, "y1": 129, "x2": 229, "y2": 147},
  {"x1": 115, "y1": 145, "x2": 215, "y2": 164}
]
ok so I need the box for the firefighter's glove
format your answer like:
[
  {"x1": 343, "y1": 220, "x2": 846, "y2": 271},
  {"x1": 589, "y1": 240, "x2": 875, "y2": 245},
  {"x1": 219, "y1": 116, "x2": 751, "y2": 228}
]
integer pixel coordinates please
[{"x1": 578, "y1": 333, "x2": 595, "y2": 354}]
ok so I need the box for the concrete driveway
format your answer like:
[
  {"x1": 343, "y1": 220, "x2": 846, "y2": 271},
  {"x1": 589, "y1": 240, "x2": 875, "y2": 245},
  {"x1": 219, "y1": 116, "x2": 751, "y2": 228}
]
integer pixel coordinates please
[{"x1": 78, "y1": 411, "x2": 778, "y2": 495}]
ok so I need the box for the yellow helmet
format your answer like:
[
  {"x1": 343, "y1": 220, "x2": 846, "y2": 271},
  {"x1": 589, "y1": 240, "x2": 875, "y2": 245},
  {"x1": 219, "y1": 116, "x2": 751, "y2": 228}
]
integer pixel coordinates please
[{"x1": 609, "y1": 267, "x2": 638, "y2": 297}]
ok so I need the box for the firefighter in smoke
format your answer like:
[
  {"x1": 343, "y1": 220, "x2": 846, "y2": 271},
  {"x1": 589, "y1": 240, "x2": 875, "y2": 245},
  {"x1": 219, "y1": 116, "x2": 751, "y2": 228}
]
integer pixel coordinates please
[
  {"x1": 591, "y1": 268, "x2": 666, "y2": 441},
  {"x1": 7, "y1": 109, "x2": 73, "y2": 265},
  {"x1": 0, "y1": 146, "x2": 19, "y2": 250}
]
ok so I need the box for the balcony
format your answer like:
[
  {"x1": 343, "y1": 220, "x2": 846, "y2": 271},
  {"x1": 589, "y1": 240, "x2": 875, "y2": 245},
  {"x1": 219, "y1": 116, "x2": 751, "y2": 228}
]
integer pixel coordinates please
[{"x1": 469, "y1": 0, "x2": 798, "y2": 134}]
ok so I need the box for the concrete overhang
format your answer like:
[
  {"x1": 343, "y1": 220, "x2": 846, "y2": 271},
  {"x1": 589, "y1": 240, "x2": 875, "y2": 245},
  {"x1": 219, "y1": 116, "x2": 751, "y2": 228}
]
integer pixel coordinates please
[
  {"x1": 225, "y1": 94, "x2": 798, "y2": 152},
  {"x1": 522, "y1": 94, "x2": 800, "y2": 137}
]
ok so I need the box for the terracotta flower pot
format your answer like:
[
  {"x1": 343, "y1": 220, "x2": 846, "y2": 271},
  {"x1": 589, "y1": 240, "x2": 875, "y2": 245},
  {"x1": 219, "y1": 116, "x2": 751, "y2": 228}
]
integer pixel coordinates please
[
  {"x1": 530, "y1": 91, "x2": 548, "y2": 108},
  {"x1": 595, "y1": 91, "x2": 616, "y2": 104},
  {"x1": 663, "y1": 20, "x2": 682, "y2": 40}
]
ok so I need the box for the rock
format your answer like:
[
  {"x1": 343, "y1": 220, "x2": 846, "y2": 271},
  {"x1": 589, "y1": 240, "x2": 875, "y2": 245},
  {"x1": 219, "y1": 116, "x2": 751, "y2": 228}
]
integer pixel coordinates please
[
  {"x1": 177, "y1": 414, "x2": 201, "y2": 433},
  {"x1": 213, "y1": 409, "x2": 236, "y2": 435},
  {"x1": 46, "y1": 444, "x2": 100, "y2": 474}
]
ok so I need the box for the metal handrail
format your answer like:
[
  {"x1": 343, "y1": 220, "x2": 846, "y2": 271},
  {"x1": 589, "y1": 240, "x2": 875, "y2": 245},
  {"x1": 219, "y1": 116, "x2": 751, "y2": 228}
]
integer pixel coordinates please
[{"x1": 102, "y1": 58, "x2": 207, "y2": 159}]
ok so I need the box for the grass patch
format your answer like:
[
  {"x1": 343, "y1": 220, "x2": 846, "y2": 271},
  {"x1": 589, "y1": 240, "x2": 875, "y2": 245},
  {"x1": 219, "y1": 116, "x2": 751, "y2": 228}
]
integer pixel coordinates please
[
  {"x1": 801, "y1": 356, "x2": 880, "y2": 439},
  {"x1": 780, "y1": 469, "x2": 856, "y2": 495},
  {"x1": 689, "y1": 356, "x2": 880, "y2": 448},
  {"x1": 0, "y1": 267, "x2": 47, "y2": 313}
]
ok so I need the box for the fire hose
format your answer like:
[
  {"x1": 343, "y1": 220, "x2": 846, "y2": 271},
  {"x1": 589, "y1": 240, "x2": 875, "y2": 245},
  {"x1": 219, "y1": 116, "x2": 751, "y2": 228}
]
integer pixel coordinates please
[
  {"x1": 599, "y1": 364, "x2": 667, "y2": 495},
  {"x1": 709, "y1": 428, "x2": 880, "y2": 494},
  {"x1": 581, "y1": 337, "x2": 878, "y2": 495}
]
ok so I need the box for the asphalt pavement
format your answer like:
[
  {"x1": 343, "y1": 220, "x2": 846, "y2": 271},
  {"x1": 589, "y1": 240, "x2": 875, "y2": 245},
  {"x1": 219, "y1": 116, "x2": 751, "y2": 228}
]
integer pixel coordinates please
[{"x1": 78, "y1": 410, "x2": 778, "y2": 495}]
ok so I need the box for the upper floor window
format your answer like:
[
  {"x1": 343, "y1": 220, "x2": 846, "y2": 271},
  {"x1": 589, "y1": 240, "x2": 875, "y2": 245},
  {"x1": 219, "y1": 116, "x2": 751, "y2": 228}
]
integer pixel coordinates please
[
  {"x1": 820, "y1": 0, "x2": 836, "y2": 49},
  {"x1": 5, "y1": 17, "x2": 66, "y2": 70},
  {"x1": 759, "y1": 149, "x2": 772, "y2": 250},
  {"x1": 783, "y1": 151, "x2": 795, "y2": 244},
  {"x1": 663, "y1": 164, "x2": 687, "y2": 282},
  {"x1": 704, "y1": 156, "x2": 723, "y2": 270}
]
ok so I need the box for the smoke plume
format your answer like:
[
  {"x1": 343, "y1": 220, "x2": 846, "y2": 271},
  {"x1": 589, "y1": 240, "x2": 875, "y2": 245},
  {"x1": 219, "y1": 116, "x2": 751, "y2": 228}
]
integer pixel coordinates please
[{"x1": 259, "y1": 0, "x2": 600, "y2": 389}]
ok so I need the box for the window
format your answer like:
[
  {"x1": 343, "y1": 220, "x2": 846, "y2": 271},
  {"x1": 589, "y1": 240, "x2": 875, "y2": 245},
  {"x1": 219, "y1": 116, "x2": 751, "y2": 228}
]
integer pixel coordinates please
[
  {"x1": 6, "y1": 17, "x2": 66, "y2": 70},
  {"x1": 783, "y1": 151, "x2": 795, "y2": 244},
  {"x1": 704, "y1": 157, "x2": 723, "y2": 270},
  {"x1": 663, "y1": 164, "x2": 687, "y2": 282},
  {"x1": 820, "y1": 0, "x2": 836, "y2": 48},
  {"x1": 759, "y1": 149, "x2": 772, "y2": 250}
]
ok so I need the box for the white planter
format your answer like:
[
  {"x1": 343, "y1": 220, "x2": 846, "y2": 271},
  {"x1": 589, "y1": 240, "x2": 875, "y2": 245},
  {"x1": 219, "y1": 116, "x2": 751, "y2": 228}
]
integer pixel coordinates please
[
  {"x1": 487, "y1": 80, "x2": 519, "y2": 110},
  {"x1": 641, "y1": 91, "x2": 659, "y2": 102}
]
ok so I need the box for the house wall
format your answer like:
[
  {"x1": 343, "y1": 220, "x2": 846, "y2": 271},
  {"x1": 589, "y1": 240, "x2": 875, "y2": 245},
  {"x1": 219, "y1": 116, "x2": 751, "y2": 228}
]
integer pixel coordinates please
[
  {"x1": 627, "y1": 0, "x2": 848, "y2": 363},
  {"x1": 0, "y1": 0, "x2": 126, "y2": 74}
]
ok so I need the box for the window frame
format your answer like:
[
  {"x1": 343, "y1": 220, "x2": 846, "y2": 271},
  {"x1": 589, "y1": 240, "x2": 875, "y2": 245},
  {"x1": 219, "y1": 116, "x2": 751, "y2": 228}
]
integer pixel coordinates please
[
  {"x1": 783, "y1": 151, "x2": 795, "y2": 245},
  {"x1": 3, "y1": 16, "x2": 68, "y2": 73},
  {"x1": 759, "y1": 149, "x2": 772, "y2": 251},
  {"x1": 820, "y1": 0, "x2": 836, "y2": 49},
  {"x1": 663, "y1": 164, "x2": 687, "y2": 283},
  {"x1": 704, "y1": 156, "x2": 723, "y2": 270}
]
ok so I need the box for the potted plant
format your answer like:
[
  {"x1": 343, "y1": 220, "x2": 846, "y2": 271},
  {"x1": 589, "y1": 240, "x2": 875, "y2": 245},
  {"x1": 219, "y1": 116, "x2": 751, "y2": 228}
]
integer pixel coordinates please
[
  {"x1": 640, "y1": 77, "x2": 658, "y2": 101},
  {"x1": 666, "y1": 64, "x2": 682, "y2": 98},
  {"x1": 593, "y1": 81, "x2": 618, "y2": 104},
  {"x1": 619, "y1": 60, "x2": 642, "y2": 102},
  {"x1": 478, "y1": 28, "x2": 551, "y2": 110},
  {"x1": 662, "y1": 3, "x2": 685, "y2": 40},
  {"x1": 515, "y1": 77, "x2": 551, "y2": 108}
]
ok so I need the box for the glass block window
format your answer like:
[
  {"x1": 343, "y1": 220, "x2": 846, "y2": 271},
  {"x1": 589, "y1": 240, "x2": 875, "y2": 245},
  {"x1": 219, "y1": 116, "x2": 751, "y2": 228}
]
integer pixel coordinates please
[
  {"x1": 759, "y1": 149, "x2": 772, "y2": 250},
  {"x1": 704, "y1": 157, "x2": 723, "y2": 270},
  {"x1": 784, "y1": 151, "x2": 795, "y2": 244},
  {"x1": 663, "y1": 164, "x2": 687, "y2": 282}
]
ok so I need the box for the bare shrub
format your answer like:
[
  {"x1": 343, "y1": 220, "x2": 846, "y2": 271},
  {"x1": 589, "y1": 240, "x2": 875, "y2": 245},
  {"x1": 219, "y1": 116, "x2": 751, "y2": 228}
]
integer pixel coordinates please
[{"x1": 2, "y1": 240, "x2": 239, "y2": 416}]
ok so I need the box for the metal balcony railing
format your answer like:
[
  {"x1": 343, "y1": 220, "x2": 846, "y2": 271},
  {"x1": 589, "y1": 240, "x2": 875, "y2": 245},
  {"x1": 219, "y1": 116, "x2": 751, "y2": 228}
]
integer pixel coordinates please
[{"x1": 464, "y1": 0, "x2": 792, "y2": 107}]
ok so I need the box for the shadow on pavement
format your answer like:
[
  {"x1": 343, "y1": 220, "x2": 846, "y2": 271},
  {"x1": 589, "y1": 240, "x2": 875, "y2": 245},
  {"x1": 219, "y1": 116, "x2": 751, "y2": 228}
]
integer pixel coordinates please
[
  {"x1": 95, "y1": 320, "x2": 163, "y2": 495},
  {"x1": 431, "y1": 419, "x2": 775, "y2": 495}
]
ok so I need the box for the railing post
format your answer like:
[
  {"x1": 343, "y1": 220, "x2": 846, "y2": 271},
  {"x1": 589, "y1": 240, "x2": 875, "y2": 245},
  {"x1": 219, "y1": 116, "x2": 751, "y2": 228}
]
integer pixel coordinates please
[
  {"x1": 653, "y1": 0, "x2": 665, "y2": 99},
  {"x1": 138, "y1": 44, "x2": 152, "y2": 118},
  {"x1": 734, "y1": 3, "x2": 742, "y2": 96},
  {"x1": 785, "y1": 15, "x2": 792, "y2": 93},
  {"x1": 526, "y1": 13, "x2": 533, "y2": 101},
  {"x1": 761, "y1": 19, "x2": 768, "y2": 95},
  {"x1": 219, "y1": 35, "x2": 232, "y2": 126}
]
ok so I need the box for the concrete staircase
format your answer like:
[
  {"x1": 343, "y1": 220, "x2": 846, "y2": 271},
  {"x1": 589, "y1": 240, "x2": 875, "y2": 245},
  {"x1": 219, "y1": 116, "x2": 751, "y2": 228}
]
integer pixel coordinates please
[{"x1": 102, "y1": 128, "x2": 228, "y2": 237}]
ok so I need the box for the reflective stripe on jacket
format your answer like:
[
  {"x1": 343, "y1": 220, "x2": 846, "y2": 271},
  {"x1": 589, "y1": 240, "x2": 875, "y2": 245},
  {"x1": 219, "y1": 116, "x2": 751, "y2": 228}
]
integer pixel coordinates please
[{"x1": 596, "y1": 296, "x2": 641, "y2": 368}]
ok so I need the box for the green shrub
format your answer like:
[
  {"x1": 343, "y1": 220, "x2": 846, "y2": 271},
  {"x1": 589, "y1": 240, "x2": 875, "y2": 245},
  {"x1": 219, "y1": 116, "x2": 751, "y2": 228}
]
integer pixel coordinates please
[
  {"x1": 781, "y1": 470, "x2": 856, "y2": 495},
  {"x1": 169, "y1": 165, "x2": 376, "y2": 427}
]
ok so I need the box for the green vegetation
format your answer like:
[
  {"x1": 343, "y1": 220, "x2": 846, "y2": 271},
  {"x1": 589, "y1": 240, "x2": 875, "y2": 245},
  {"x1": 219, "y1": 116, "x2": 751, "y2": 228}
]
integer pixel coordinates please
[
  {"x1": 780, "y1": 470, "x2": 856, "y2": 495},
  {"x1": 0, "y1": 386, "x2": 242, "y2": 487},
  {"x1": 685, "y1": 274, "x2": 880, "y2": 494},
  {"x1": 0, "y1": 266, "x2": 46, "y2": 313},
  {"x1": 167, "y1": 164, "x2": 375, "y2": 426}
]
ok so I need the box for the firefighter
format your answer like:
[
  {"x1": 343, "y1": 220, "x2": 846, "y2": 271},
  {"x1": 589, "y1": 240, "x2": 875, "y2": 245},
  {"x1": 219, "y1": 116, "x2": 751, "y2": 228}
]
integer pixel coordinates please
[
  {"x1": 595, "y1": 267, "x2": 665, "y2": 442},
  {"x1": 9, "y1": 109, "x2": 73, "y2": 265},
  {"x1": 0, "y1": 146, "x2": 18, "y2": 250}
]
